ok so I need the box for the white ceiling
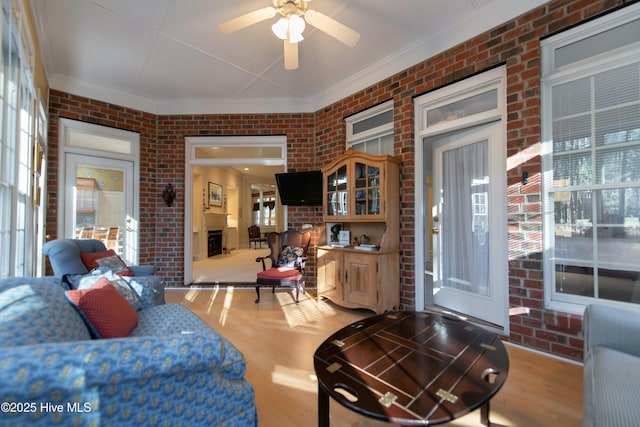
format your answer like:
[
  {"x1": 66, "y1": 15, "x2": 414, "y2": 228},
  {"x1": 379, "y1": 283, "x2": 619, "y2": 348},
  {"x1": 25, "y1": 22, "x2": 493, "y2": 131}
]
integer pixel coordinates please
[{"x1": 29, "y1": 0, "x2": 547, "y2": 115}]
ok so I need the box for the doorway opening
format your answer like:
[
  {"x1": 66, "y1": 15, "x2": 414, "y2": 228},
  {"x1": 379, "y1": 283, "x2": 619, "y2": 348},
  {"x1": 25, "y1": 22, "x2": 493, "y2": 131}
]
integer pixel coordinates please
[
  {"x1": 184, "y1": 136, "x2": 287, "y2": 285},
  {"x1": 57, "y1": 118, "x2": 140, "y2": 264},
  {"x1": 414, "y1": 67, "x2": 508, "y2": 332}
]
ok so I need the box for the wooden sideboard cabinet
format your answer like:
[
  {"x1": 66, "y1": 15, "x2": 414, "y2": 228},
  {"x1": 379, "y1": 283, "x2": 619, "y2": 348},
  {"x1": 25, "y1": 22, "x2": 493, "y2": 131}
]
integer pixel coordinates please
[
  {"x1": 318, "y1": 248, "x2": 399, "y2": 313},
  {"x1": 317, "y1": 248, "x2": 342, "y2": 301},
  {"x1": 317, "y1": 149, "x2": 401, "y2": 314}
]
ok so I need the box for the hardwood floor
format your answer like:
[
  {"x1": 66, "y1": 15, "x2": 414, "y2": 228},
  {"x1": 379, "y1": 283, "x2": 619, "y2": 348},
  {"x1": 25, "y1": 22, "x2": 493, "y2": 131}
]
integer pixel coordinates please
[
  {"x1": 191, "y1": 248, "x2": 270, "y2": 283},
  {"x1": 166, "y1": 288, "x2": 583, "y2": 427}
]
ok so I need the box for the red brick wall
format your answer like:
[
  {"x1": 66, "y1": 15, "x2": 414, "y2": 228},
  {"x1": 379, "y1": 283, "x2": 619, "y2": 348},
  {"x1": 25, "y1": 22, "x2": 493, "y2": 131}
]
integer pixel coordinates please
[
  {"x1": 155, "y1": 114, "x2": 318, "y2": 285},
  {"x1": 47, "y1": 97, "x2": 320, "y2": 285},
  {"x1": 45, "y1": 0, "x2": 635, "y2": 361},
  {"x1": 313, "y1": 0, "x2": 635, "y2": 361}
]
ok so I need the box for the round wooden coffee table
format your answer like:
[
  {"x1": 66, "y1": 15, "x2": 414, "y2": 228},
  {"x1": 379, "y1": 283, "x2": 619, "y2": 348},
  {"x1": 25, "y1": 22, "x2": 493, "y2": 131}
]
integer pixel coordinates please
[{"x1": 313, "y1": 311, "x2": 509, "y2": 426}]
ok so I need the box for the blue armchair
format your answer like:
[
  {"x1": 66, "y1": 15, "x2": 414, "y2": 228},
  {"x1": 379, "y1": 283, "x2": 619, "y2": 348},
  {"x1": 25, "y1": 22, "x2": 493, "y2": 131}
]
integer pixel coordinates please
[
  {"x1": 42, "y1": 239, "x2": 165, "y2": 305},
  {"x1": 583, "y1": 304, "x2": 640, "y2": 427}
]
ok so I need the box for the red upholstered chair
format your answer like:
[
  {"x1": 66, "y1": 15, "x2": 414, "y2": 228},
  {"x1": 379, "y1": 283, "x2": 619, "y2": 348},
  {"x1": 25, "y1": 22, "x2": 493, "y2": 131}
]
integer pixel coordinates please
[{"x1": 255, "y1": 229, "x2": 311, "y2": 304}]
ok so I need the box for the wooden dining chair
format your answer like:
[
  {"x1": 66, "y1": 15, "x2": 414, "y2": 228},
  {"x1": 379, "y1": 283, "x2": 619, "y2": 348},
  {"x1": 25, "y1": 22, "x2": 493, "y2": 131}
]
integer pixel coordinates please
[{"x1": 248, "y1": 224, "x2": 267, "y2": 249}]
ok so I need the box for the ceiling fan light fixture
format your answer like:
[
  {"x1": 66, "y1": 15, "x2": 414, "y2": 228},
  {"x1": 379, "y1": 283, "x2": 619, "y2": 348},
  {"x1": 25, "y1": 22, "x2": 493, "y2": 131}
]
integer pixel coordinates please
[
  {"x1": 220, "y1": 0, "x2": 359, "y2": 70},
  {"x1": 272, "y1": 14, "x2": 305, "y2": 43},
  {"x1": 289, "y1": 32, "x2": 304, "y2": 43},
  {"x1": 288, "y1": 14, "x2": 305, "y2": 41},
  {"x1": 271, "y1": 17, "x2": 288, "y2": 40}
]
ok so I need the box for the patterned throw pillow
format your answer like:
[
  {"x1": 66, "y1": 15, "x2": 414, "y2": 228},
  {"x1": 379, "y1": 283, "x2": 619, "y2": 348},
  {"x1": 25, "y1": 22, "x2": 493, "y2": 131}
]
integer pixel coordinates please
[
  {"x1": 67, "y1": 267, "x2": 144, "y2": 311},
  {"x1": 96, "y1": 255, "x2": 133, "y2": 276},
  {"x1": 277, "y1": 246, "x2": 305, "y2": 267},
  {"x1": 80, "y1": 250, "x2": 133, "y2": 276},
  {"x1": 120, "y1": 276, "x2": 156, "y2": 308},
  {"x1": 65, "y1": 278, "x2": 138, "y2": 338}
]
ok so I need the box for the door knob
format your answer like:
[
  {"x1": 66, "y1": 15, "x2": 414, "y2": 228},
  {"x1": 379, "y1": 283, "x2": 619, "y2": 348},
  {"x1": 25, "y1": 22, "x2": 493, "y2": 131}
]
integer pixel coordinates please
[{"x1": 432, "y1": 227, "x2": 440, "y2": 234}]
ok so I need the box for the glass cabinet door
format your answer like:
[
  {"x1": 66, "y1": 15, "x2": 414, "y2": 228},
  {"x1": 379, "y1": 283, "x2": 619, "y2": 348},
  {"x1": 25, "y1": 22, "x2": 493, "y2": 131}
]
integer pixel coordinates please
[
  {"x1": 354, "y1": 161, "x2": 381, "y2": 216},
  {"x1": 327, "y1": 164, "x2": 348, "y2": 217}
]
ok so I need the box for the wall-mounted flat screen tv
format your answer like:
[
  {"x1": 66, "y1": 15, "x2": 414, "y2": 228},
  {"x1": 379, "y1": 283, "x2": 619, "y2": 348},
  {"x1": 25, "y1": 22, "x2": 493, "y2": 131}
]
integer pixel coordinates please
[{"x1": 275, "y1": 171, "x2": 323, "y2": 206}]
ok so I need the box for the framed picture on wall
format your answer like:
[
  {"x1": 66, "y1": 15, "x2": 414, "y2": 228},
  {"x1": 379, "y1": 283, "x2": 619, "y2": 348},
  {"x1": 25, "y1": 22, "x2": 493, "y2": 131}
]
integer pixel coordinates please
[{"x1": 208, "y1": 182, "x2": 223, "y2": 207}]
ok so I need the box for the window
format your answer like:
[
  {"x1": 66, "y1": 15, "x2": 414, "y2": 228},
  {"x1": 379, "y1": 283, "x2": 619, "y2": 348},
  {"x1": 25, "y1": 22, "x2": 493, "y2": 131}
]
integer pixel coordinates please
[
  {"x1": 345, "y1": 100, "x2": 394, "y2": 155},
  {"x1": 542, "y1": 4, "x2": 640, "y2": 311},
  {"x1": 252, "y1": 187, "x2": 276, "y2": 227},
  {"x1": 0, "y1": 0, "x2": 40, "y2": 278}
]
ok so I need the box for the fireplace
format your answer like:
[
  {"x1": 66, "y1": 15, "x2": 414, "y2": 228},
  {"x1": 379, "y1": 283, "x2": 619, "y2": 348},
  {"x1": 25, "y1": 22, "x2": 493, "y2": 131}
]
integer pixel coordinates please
[{"x1": 208, "y1": 230, "x2": 223, "y2": 257}]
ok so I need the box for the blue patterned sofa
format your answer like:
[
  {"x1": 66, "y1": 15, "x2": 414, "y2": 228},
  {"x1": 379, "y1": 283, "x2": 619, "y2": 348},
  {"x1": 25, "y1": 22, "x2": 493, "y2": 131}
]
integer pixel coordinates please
[{"x1": 0, "y1": 276, "x2": 257, "y2": 426}]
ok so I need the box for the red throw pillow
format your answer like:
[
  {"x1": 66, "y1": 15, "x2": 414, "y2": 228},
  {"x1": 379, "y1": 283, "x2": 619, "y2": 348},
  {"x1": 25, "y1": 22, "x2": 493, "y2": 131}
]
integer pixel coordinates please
[
  {"x1": 66, "y1": 278, "x2": 138, "y2": 338},
  {"x1": 80, "y1": 250, "x2": 133, "y2": 276}
]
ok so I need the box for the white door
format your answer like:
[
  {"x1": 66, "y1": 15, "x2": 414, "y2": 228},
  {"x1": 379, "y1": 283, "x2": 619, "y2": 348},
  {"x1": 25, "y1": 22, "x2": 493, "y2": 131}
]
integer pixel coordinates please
[
  {"x1": 430, "y1": 121, "x2": 507, "y2": 327},
  {"x1": 64, "y1": 153, "x2": 137, "y2": 264}
]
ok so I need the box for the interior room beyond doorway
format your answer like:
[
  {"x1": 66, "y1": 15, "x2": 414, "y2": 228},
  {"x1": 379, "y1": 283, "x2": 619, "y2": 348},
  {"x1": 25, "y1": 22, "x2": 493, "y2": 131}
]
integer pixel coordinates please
[
  {"x1": 191, "y1": 165, "x2": 283, "y2": 284},
  {"x1": 184, "y1": 136, "x2": 288, "y2": 285}
]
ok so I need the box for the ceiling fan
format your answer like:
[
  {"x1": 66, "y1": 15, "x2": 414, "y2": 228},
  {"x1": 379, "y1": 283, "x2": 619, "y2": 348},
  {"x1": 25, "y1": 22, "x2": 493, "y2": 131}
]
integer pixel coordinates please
[{"x1": 218, "y1": 0, "x2": 360, "y2": 70}]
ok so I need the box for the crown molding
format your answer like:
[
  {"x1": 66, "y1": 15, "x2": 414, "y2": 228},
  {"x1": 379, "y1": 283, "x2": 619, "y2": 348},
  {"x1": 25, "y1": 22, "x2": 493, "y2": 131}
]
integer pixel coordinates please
[{"x1": 49, "y1": 74, "x2": 159, "y2": 114}]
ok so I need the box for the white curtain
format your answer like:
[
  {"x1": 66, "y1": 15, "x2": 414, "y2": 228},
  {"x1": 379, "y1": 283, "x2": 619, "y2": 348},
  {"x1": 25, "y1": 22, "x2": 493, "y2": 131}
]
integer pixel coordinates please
[{"x1": 441, "y1": 140, "x2": 490, "y2": 296}]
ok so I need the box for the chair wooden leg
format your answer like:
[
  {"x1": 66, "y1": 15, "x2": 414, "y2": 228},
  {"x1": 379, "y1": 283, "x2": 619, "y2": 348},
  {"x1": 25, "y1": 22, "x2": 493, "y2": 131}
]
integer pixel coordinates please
[
  {"x1": 294, "y1": 279, "x2": 305, "y2": 304},
  {"x1": 255, "y1": 285, "x2": 260, "y2": 303}
]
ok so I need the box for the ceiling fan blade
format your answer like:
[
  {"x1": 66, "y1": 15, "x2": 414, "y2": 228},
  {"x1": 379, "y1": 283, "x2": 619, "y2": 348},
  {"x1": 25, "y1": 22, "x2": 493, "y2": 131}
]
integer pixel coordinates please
[
  {"x1": 284, "y1": 40, "x2": 299, "y2": 70},
  {"x1": 218, "y1": 7, "x2": 276, "y2": 34},
  {"x1": 304, "y1": 9, "x2": 360, "y2": 47}
]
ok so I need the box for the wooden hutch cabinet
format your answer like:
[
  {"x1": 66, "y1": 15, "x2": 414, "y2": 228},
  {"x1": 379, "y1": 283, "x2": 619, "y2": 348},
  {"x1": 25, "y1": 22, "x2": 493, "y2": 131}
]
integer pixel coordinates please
[{"x1": 317, "y1": 149, "x2": 400, "y2": 314}]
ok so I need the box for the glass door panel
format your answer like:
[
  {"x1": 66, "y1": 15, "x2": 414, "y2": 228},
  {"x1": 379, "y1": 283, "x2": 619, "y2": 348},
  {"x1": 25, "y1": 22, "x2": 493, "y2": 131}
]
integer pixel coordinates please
[
  {"x1": 367, "y1": 165, "x2": 380, "y2": 215},
  {"x1": 355, "y1": 161, "x2": 367, "y2": 215},
  {"x1": 327, "y1": 171, "x2": 337, "y2": 216},
  {"x1": 327, "y1": 165, "x2": 348, "y2": 217},
  {"x1": 429, "y1": 121, "x2": 507, "y2": 327},
  {"x1": 354, "y1": 162, "x2": 381, "y2": 216},
  {"x1": 66, "y1": 154, "x2": 135, "y2": 263},
  {"x1": 438, "y1": 140, "x2": 490, "y2": 296}
]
